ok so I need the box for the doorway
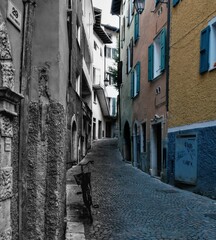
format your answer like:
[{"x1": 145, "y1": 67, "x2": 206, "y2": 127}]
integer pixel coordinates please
[
  {"x1": 150, "y1": 122, "x2": 162, "y2": 177},
  {"x1": 123, "y1": 121, "x2": 131, "y2": 161},
  {"x1": 133, "y1": 123, "x2": 141, "y2": 168},
  {"x1": 71, "y1": 121, "x2": 78, "y2": 164}
]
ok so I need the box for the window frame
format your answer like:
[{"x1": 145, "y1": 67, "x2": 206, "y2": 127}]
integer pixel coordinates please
[{"x1": 148, "y1": 28, "x2": 166, "y2": 81}]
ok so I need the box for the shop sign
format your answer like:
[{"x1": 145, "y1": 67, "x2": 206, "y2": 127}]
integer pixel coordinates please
[{"x1": 7, "y1": 0, "x2": 22, "y2": 31}]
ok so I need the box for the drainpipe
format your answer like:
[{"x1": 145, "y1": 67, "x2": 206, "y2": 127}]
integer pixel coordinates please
[
  {"x1": 165, "y1": 0, "x2": 171, "y2": 182},
  {"x1": 117, "y1": 15, "x2": 121, "y2": 138},
  {"x1": 166, "y1": 0, "x2": 171, "y2": 112},
  {"x1": 18, "y1": 0, "x2": 36, "y2": 238}
]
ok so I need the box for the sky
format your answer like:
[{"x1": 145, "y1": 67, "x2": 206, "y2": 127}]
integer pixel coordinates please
[{"x1": 92, "y1": 0, "x2": 119, "y2": 28}]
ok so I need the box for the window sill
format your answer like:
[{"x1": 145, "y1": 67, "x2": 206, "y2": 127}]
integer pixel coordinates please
[
  {"x1": 149, "y1": 70, "x2": 165, "y2": 82},
  {"x1": 209, "y1": 66, "x2": 216, "y2": 72}
]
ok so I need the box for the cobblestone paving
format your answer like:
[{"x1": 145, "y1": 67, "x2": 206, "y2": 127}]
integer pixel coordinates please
[{"x1": 79, "y1": 139, "x2": 216, "y2": 240}]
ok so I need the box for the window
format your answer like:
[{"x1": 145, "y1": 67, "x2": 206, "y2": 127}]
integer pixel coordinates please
[
  {"x1": 127, "y1": 0, "x2": 134, "y2": 26},
  {"x1": 122, "y1": 16, "x2": 126, "y2": 42},
  {"x1": 141, "y1": 122, "x2": 147, "y2": 153},
  {"x1": 131, "y1": 62, "x2": 140, "y2": 98},
  {"x1": 68, "y1": 0, "x2": 72, "y2": 9},
  {"x1": 148, "y1": 28, "x2": 166, "y2": 81},
  {"x1": 127, "y1": 38, "x2": 134, "y2": 74},
  {"x1": 93, "y1": 67, "x2": 101, "y2": 84},
  {"x1": 76, "y1": 19, "x2": 81, "y2": 46},
  {"x1": 173, "y1": 0, "x2": 180, "y2": 7},
  {"x1": 200, "y1": 17, "x2": 216, "y2": 74},
  {"x1": 134, "y1": 13, "x2": 139, "y2": 43},
  {"x1": 107, "y1": 72, "x2": 114, "y2": 85},
  {"x1": 112, "y1": 48, "x2": 118, "y2": 60},
  {"x1": 76, "y1": 74, "x2": 80, "y2": 95},
  {"x1": 93, "y1": 91, "x2": 97, "y2": 103},
  {"x1": 112, "y1": 98, "x2": 117, "y2": 116},
  {"x1": 94, "y1": 41, "x2": 98, "y2": 50},
  {"x1": 106, "y1": 47, "x2": 112, "y2": 58}
]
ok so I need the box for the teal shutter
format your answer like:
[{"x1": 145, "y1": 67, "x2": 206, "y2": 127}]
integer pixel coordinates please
[
  {"x1": 131, "y1": 70, "x2": 134, "y2": 98},
  {"x1": 112, "y1": 98, "x2": 116, "y2": 116},
  {"x1": 173, "y1": 0, "x2": 180, "y2": 7},
  {"x1": 126, "y1": 47, "x2": 128, "y2": 74},
  {"x1": 155, "y1": 0, "x2": 160, "y2": 6},
  {"x1": 136, "y1": 62, "x2": 140, "y2": 93},
  {"x1": 134, "y1": 13, "x2": 139, "y2": 42},
  {"x1": 148, "y1": 44, "x2": 154, "y2": 81},
  {"x1": 200, "y1": 26, "x2": 210, "y2": 74},
  {"x1": 160, "y1": 28, "x2": 166, "y2": 72}
]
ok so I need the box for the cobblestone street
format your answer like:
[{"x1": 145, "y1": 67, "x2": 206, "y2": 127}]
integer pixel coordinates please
[{"x1": 67, "y1": 139, "x2": 216, "y2": 240}]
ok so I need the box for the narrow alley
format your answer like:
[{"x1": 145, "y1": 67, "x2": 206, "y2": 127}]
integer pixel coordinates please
[{"x1": 66, "y1": 139, "x2": 216, "y2": 240}]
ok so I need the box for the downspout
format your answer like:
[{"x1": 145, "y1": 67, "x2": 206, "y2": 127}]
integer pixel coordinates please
[
  {"x1": 18, "y1": 0, "x2": 36, "y2": 238},
  {"x1": 117, "y1": 15, "x2": 121, "y2": 137},
  {"x1": 165, "y1": 0, "x2": 171, "y2": 182},
  {"x1": 166, "y1": 0, "x2": 171, "y2": 112}
]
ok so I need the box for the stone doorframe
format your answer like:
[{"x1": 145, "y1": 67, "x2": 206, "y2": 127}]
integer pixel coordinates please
[{"x1": 0, "y1": 11, "x2": 23, "y2": 239}]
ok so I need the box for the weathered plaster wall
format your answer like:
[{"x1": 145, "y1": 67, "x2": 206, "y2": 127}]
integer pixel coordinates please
[
  {"x1": 169, "y1": 0, "x2": 216, "y2": 127},
  {"x1": 19, "y1": 0, "x2": 67, "y2": 239},
  {"x1": 168, "y1": 126, "x2": 216, "y2": 198}
]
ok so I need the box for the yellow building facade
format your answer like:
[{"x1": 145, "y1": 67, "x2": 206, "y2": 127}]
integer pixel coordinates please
[{"x1": 168, "y1": 0, "x2": 216, "y2": 198}]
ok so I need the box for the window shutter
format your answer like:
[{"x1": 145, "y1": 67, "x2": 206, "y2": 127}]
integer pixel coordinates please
[
  {"x1": 130, "y1": 38, "x2": 133, "y2": 68},
  {"x1": 126, "y1": 47, "x2": 128, "y2": 74},
  {"x1": 200, "y1": 26, "x2": 210, "y2": 74},
  {"x1": 131, "y1": 70, "x2": 134, "y2": 98},
  {"x1": 136, "y1": 62, "x2": 140, "y2": 93},
  {"x1": 134, "y1": 13, "x2": 139, "y2": 42},
  {"x1": 127, "y1": 0, "x2": 130, "y2": 25},
  {"x1": 160, "y1": 28, "x2": 166, "y2": 72},
  {"x1": 112, "y1": 98, "x2": 116, "y2": 116},
  {"x1": 173, "y1": 0, "x2": 180, "y2": 7},
  {"x1": 148, "y1": 44, "x2": 154, "y2": 81},
  {"x1": 155, "y1": 0, "x2": 160, "y2": 6}
]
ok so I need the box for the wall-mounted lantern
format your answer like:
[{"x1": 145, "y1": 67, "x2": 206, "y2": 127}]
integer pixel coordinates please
[
  {"x1": 133, "y1": 0, "x2": 145, "y2": 14},
  {"x1": 104, "y1": 77, "x2": 109, "y2": 87}
]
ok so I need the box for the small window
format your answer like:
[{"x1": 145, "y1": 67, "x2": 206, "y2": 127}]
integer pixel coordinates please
[
  {"x1": 68, "y1": 0, "x2": 72, "y2": 9},
  {"x1": 106, "y1": 47, "x2": 112, "y2": 58},
  {"x1": 112, "y1": 48, "x2": 118, "y2": 60},
  {"x1": 122, "y1": 16, "x2": 126, "y2": 41},
  {"x1": 200, "y1": 17, "x2": 216, "y2": 73},
  {"x1": 131, "y1": 62, "x2": 140, "y2": 98},
  {"x1": 127, "y1": 0, "x2": 134, "y2": 26},
  {"x1": 93, "y1": 91, "x2": 97, "y2": 103},
  {"x1": 76, "y1": 19, "x2": 81, "y2": 46},
  {"x1": 94, "y1": 41, "x2": 98, "y2": 50},
  {"x1": 127, "y1": 38, "x2": 134, "y2": 74},
  {"x1": 148, "y1": 28, "x2": 166, "y2": 81},
  {"x1": 76, "y1": 74, "x2": 80, "y2": 95},
  {"x1": 134, "y1": 13, "x2": 139, "y2": 43}
]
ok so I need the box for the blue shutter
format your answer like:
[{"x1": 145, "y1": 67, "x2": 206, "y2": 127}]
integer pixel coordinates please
[
  {"x1": 136, "y1": 62, "x2": 140, "y2": 93},
  {"x1": 134, "y1": 13, "x2": 139, "y2": 42},
  {"x1": 200, "y1": 26, "x2": 210, "y2": 74},
  {"x1": 131, "y1": 70, "x2": 134, "y2": 98},
  {"x1": 160, "y1": 28, "x2": 166, "y2": 72},
  {"x1": 173, "y1": 0, "x2": 180, "y2": 7},
  {"x1": 148, "y1": 44, "x2": 154, "y2": 81}
]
